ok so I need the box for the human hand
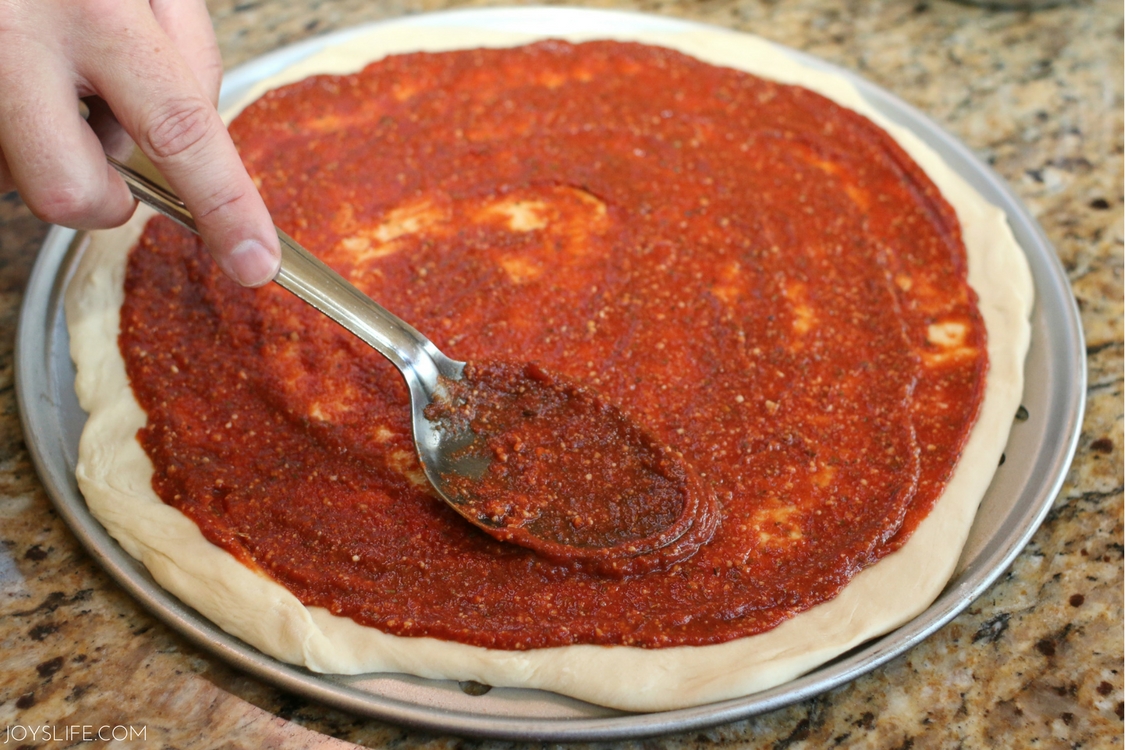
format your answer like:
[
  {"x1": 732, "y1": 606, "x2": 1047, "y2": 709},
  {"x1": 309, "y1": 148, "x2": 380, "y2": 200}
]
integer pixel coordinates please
[{"x1": 0, "y1": 0, "x2": 280, "y2": 287}]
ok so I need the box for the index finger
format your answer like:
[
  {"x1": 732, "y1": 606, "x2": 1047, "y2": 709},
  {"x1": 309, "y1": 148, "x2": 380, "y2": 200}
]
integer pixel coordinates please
[{"x1": 82, "y1": 7, "x2": 279, "y2": 287}]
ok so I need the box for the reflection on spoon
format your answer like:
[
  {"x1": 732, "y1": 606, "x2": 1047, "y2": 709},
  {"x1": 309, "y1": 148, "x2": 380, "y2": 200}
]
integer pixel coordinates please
[{"x1": 425, "y1": 361, "x2": 720, "y2": 576}]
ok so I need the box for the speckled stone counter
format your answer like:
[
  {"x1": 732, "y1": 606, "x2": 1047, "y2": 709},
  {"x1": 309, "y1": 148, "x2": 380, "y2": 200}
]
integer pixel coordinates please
[{"x1": 1, "y1": 1, "x2": 1120, "y2": 747}]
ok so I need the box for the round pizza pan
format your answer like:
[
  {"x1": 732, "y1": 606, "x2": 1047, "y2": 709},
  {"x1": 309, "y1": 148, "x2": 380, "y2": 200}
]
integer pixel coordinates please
[{"x1": 15, "y1": 7, "x2": 1085, "y2": 742}]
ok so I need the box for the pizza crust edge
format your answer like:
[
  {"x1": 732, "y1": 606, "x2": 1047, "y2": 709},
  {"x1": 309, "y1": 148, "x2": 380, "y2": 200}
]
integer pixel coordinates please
[{"x1": 65, "y1": 24, "x2": 1034, "y2": 712}]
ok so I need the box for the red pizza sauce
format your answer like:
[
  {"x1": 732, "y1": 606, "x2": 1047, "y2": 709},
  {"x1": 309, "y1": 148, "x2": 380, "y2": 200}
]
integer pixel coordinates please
[
  {"x1": 119, "y1": 41, "x2": 987, "y2": 649},
  {"x1": 424, "y1": 360, "x2": 719, "y2": 576}
]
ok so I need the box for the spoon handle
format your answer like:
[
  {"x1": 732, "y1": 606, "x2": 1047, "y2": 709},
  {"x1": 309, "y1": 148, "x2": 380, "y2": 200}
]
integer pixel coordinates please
[
  {"x1": 273, "y1": 227, "x2": 451, "y2": 389},
  {"x1": 106, "y1": 155, "x2": 459, "y2": 396}
]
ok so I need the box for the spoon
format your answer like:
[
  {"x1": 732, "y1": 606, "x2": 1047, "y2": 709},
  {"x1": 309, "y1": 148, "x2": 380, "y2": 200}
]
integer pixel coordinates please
[{"x1": 107, "y1": 152, "x2": 717, "y2": 573}]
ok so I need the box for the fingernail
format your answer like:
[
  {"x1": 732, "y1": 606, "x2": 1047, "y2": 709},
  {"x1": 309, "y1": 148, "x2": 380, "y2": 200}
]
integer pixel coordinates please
[{"x1": 227, "y1": 239, "x2": 279, "y2": 287}]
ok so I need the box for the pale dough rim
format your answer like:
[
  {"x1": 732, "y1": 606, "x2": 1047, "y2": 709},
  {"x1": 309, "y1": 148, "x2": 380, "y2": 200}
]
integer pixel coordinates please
[{"x1": 65, "y1": 23, "x2": 1034, "y2": 712}]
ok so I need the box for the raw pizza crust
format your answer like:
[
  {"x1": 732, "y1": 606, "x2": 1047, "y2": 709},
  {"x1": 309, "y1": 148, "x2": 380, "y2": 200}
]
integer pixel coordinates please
[{"x1": 66, "y1": 21, "x2": 1034, "y2": 712}]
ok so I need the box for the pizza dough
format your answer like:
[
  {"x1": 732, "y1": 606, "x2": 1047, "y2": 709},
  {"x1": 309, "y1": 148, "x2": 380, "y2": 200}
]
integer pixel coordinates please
[{"x1": 65, "y1": 22, "x2": 1033, "y2": 711}]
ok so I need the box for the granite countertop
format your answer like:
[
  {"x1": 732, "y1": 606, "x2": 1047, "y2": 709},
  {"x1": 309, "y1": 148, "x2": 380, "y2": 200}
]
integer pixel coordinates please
[{"x1": 0, "y1": 0, "x2": 1120, "y2": 747}]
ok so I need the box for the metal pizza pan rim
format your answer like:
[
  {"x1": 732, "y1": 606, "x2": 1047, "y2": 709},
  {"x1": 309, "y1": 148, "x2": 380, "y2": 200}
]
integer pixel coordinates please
[{"x1": 15, "y1": 6, "x2": 1085, "y2": 742}]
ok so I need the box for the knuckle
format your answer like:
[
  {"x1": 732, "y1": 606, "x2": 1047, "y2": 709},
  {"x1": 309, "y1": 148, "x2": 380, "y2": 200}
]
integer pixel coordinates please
[
  {"x1": 24, "y1": 180, "x2": 104, "y2": 226},
  {"x1": 193, "y1": 183, "x2": 252, "y2": 223},
  {"x1": 140, "y1": 96, "x2": 219, "y2": 161}
]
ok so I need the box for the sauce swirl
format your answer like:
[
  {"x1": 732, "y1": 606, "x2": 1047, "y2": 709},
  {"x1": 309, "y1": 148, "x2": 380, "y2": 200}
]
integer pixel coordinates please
[{"x1": 120, "y1": 40, "x2": 986, "y2": 649}]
